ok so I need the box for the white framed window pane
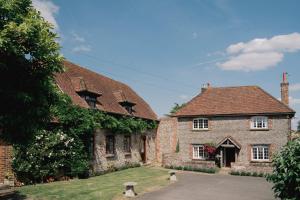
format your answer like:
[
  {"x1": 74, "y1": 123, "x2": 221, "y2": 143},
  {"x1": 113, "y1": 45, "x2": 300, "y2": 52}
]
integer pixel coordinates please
[
  {"x1": 199, "y1": 119, "x2": 203, "y2": 129},
  {"x1": 263, "y1": 147, "x2": 269, "y2": 159},
  {"x1": 253, "y1": 147, "x2": 258, "y2": 159},
  {"x1": 193, "y1": 146, "x2": 199, "y2": 158},
  {"x1": 199, "y1": 146, "x2": 204, "y2": 158},
  {"x1": 193, "y1": 120, "x2": 198, "y2": 129},
  {"x1": 203, "y1": 119, "x2": 208, "y2": 128}
]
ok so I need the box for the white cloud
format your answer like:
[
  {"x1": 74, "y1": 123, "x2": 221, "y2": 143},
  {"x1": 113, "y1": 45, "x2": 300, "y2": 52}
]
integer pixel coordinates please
[
  {"x1": 72, "y1": 45, "x2": 91, "y2": 53},
  {"x1": 32, "y1": 0, "x2": 59, "y2": 30},
  {"x1": 71, "y1": 32, "x2": 85, "y2": 43},
  {"x1": 290, "y1": 83, "x2": 300, "y2": 92},
  {"x1": 218, "y1": 33, "x2": 300, "y2": 71},
  {"x1": 218, "y1": 52, "x2": 283, "y2": 72}
]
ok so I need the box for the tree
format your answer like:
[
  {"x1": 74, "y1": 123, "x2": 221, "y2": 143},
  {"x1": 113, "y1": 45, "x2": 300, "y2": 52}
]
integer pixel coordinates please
[
  {"x1": 169, "y1": 103, "x2": 186, "y2": 115},
  {"x1": 0, "y1": 0, "x2": 63, "y2": 143},
  {"x1": 267, "y1": 138, "x2": 300, "y2": 199}
]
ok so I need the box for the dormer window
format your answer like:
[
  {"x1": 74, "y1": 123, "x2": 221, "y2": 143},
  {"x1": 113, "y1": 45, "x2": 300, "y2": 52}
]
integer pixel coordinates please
[
  {"x1": 119, "y1": 101, "x2": 135, "y2": 114},
  {"x1": 84, "y1": 95, "x2": 97, "y2": 109},
  {"x1": 77, "y1": 91, "x2": 100, "y2": 109},
  {"x1": 251, "y1": 116, "x2": 268, "y2": 129}
]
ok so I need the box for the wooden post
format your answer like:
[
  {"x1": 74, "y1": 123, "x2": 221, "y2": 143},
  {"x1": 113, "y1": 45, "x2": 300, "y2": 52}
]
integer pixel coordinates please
[{"x1": 220, "y1": 148, "x2": 223, "y2": 168}]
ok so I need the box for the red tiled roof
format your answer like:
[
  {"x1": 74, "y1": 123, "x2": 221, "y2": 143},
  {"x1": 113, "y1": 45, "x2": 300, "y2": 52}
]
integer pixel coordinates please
[
  {"x1": 55, "y1": 61, "x2": 157, "y2": 120},
  {"x1": 174, "y1": 86, "x2": 295, "y2": 117}
]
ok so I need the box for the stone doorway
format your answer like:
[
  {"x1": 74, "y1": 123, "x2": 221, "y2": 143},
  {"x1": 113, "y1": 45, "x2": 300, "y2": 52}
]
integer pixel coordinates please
[
  {"x1": 216, "y1": 136, "x2": 241, "y2": 168},
  {"x1": 224, "y1": 148, "x2": 235, "y2": 167}
]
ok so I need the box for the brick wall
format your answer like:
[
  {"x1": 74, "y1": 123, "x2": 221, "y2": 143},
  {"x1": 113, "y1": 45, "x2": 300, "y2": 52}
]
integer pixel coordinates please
[
  {"x1": 162, "y1": 153, "x2": 215, "y2": 169},
  {"x1": 156, "y1": 117, "x2": 178, "y2": 163},
  {"x1": 0, "y1": 140, "x2": 13, "y2": 183}
]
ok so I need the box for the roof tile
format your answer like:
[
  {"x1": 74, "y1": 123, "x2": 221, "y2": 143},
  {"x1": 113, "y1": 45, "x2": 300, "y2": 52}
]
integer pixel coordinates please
[
  {"x1": 174, "y1": 86, "x2": 295, "y2": 117},
  {"x1": 55, "y1": 61, "x2": 157, "y2": 120}
]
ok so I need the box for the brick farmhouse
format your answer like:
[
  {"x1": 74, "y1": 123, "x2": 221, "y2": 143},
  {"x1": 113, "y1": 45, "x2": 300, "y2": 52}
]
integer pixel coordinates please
[{"x1": 157, "y1": 73, "x2": 295, "y2": 173}]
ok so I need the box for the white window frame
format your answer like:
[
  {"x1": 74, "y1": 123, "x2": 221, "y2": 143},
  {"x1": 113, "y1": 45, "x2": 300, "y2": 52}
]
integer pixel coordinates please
[
  {"x1": 251, "y1": 116, "x2": 268, "y2": 129},
  {"x1": 193, "y1": 118, "x2": 209, "y2": 130},
  {"x1": 192, "y1": 144, "x2": 205, "y2": 159},
  {"x1": 251, "y1": 145, "x2": 269, "y2": 161}
]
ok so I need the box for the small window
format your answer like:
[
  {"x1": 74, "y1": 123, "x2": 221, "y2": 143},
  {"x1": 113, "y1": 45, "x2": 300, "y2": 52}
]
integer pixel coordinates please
[
  {"x1": 193, "y1": 118, "x2": 208, "y2": 130},
  {"x1": 252, "y1": 145, "x2": 269, "y2": 161},
  {"x1": 123, "y1": 135, "x2": 131, "y2": 153},
  {"x1": 85, "y1": 96, "x2": 97, "y2": 109},
  {"x1": 251, "y1": 116, "x2": 268, "y2": 129},
  {"x1": 124, "y1": 105, "x2": 133, "y2": 114},
  {"x1": 106, "y1": 135, "x2": 115, "y2": 155},
  {"x1": 193, "y1": 145, "x2": 205, "y2": 159}
]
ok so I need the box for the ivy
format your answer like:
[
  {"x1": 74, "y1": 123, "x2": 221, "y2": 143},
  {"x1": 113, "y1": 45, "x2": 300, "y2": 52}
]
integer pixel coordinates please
[{"x1": 13, "y1": 92, "x2": 157, "y2": 184}]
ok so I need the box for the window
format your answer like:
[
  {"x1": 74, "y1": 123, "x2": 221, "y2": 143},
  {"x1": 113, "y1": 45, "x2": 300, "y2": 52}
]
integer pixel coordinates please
[
  {"x1": 106, "y1": 135, "x2": 115, "y2": 155},
  {"x1": 252, "y1": 145, "x2": 269, "y2": 161},
  {"x1": 123, "y1": 105, "x2": 133, "y2": 114},
  {"x1": 193, "y1": 145, "x2": 205, "y2": 159},
  {"x1": 193, "y1": 118, "x2": 208, "y2": 130},
  {"x1": 251, "y1": 116, "x2": 268, "y2": 129},
  {"x1": 85, "y1": 96, "x2": 97, "y2": 109},
  {"x1": 123, "y1": 135, "x2": 131, "y2": 153}
]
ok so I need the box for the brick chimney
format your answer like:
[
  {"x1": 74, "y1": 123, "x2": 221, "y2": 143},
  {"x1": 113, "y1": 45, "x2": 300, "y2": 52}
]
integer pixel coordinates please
[
  {"x1": 280, "y1": 72, "x2": 289, "y2": 106},
  {"x1": 201, "y1": 83, "x2": 210, "y2": 93}
]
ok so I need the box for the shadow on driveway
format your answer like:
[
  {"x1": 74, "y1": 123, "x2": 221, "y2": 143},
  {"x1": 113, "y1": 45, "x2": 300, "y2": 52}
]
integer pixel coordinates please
[{"x1": 138, "y1": 171, "x2": 275, "y2": 200}]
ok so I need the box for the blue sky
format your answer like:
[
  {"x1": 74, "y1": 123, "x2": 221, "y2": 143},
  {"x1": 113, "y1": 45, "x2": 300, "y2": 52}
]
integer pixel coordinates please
[{"x1": 33, "y1": 0, "x2": 300, "y2": 128}]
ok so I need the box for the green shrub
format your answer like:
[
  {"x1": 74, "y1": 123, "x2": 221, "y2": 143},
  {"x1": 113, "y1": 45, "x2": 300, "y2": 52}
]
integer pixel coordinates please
[
  {"x1": 245, "y1": 172, "x2": 251, "y2": 176},
  {"x1": 267, "y1": 138, "x2": 300, "y2": 199},
  {"x1": 258, "y1": 172, "x2": 264, "y2": 177},
  {"x1": 230, "y1": 171, "x2": 240, "y2": 176},
  {"x1": 240, "y1": 171, "x2": 246, "y2": 176},
  {"x1": 12, "y1": 130, "x2": 89, "y2": 184},
  {"x1": 252, "y1": 172, "x2": 258, "y2": 177},
  {"x1": 183, "y1": 166, "x2": 188, "y2": 171}
]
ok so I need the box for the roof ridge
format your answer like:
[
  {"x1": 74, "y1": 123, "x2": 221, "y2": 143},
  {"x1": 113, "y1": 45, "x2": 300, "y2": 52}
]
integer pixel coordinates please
[{"x1": 209, "y1": 85, "x2": 259, "y2": 89}]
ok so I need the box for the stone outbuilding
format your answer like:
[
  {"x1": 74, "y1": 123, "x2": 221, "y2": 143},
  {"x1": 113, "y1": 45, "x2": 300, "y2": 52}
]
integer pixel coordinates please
[{"x1": 55, "y1": 61, "x2": 158, "y2": 172}]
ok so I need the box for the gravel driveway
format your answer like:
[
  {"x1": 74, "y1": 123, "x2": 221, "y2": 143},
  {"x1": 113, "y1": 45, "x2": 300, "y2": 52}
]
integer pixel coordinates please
[{"x1": 138, "y1": 171, "x2": 275, "y2": 200}]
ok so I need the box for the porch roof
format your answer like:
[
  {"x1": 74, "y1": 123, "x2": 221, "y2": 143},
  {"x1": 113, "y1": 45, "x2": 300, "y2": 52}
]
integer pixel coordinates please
[{"x1": 216, "y1": 136, "x2": 241, "y2": 149}]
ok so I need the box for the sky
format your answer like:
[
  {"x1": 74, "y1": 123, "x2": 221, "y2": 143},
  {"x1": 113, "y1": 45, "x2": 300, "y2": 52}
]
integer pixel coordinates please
[{"x1": 33, "y1": 0, "x2": 300, "y2": 129}]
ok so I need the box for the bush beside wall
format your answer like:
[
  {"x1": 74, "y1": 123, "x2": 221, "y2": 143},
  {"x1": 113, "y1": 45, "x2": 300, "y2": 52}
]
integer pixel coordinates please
[{"x1": 164, "y1": 165, "x2": 216, "y2": 174}]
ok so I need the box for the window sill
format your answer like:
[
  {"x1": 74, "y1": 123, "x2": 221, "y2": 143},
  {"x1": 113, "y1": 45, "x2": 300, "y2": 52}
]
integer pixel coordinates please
[
  {"x1": 192, "y1": 158, "x2": 206, "y2": 161},
  {"x1": 250, "y1": 160, "x2": 271, "y2": 163},
  {"x1": 249, "y1": 128, "x2": 269, "y2": 131},
  {"x1": 105, "y1": 154, "x2": 115, "y2": 158},
  {"x1": 191, "y1": 129, "x2": 210, "y2": 132}
]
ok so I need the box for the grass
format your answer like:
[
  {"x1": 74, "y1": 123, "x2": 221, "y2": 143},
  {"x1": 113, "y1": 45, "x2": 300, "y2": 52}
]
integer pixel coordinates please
[{"x1": 16, "y1": 166, "x2": 170, "y2": 200}]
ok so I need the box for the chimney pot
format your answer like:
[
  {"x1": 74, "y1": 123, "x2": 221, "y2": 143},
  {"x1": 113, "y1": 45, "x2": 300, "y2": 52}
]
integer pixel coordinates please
[{"x1": 201, "y1": 83, "x2": 211, "y2": 93}]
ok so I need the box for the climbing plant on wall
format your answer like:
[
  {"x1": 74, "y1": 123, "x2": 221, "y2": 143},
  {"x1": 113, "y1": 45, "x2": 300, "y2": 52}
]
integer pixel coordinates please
[{"x1": 13, "y1": 92, "x2": 157, "y2": 184}]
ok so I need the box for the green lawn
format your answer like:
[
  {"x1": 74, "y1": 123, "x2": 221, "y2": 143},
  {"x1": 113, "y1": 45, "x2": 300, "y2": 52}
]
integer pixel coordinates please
[{"x1": 16, "y1": 166, "x2": 170, "y2": 200}]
